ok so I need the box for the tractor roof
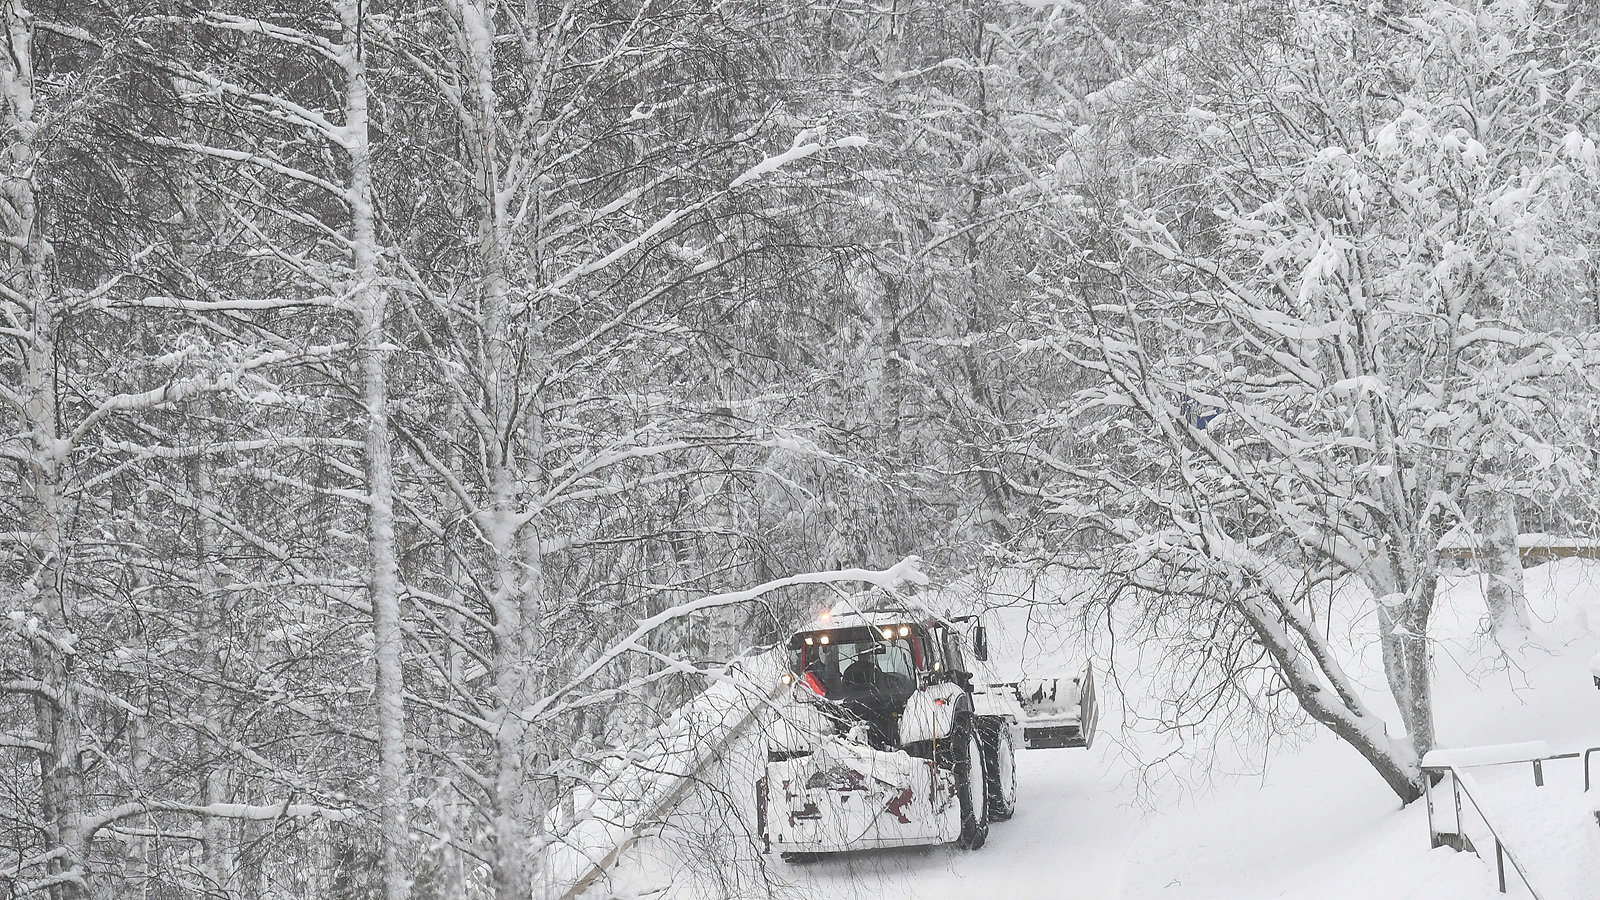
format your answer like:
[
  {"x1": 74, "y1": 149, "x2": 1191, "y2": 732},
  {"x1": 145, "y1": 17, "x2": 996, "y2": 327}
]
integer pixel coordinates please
[{"x1": 798, "y1": 587, "x2": 944, "y2": 634}]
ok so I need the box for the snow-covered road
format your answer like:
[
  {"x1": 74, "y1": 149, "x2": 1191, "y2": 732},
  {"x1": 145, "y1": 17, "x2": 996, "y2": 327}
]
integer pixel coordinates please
[
  {"x1": 591, "y1": 716, "x2": 1500, "y2": 900},
  {"x1": 573, "y1": 561, "x2": 1600, "y2": 900},
  {"x1": 772, "y1": 740, "x2": 1141, "y2": 900},
  {"x1": 591, "y1": 719, "x2": 1140, "y2": 900}
]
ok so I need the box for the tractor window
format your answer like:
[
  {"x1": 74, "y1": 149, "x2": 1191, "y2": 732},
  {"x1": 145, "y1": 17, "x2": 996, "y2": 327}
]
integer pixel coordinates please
[
  {"x1": 877, "y1": 641, "x2": 915, "y2": 677},
  {"x1": 790, "y1": 627, "x2": 920, "y2": 699},
  {"x1": 941, "y1": 627, "x2": 967, "y2": 675},
  {"x1": 924, "y1": 625, "x2": 945, "y2": 672}
]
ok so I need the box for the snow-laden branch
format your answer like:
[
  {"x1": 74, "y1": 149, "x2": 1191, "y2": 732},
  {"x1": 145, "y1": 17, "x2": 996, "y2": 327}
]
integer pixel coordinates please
[
  {"x1": 97, "y1": 435, "x2": 364, "y2": 460},
  {"x1": 4, "y1": 861, "x2": 82, "y2": 895},
  {"x1": 85, "y1": 798, "x2": 358, "y2": 838},
  {"x1": 99, "y1": 294, "x2": 343, "y2": 312},
  {"x1": 155, "y1": 12, "x2": 343, "y2": 64},
  {"x1": 67, "y1": 343, "x2": 346, "y2": 449},
  {"x1": 524, "y1": 557, "x2": 928, "y2": 723},
  {"x1": 729, "y1": 132, "x2": 868, "y2": 188},
  {"x1": 533, "y1": 131, "x2": 864, "y2": 334},
  {"x1": 152, "y1": 57, "x2": 350, "y2": 146},
  {"x1": 0, "y1": 732, "x2": 48, "y2": 753},
  {"x1": 0, "y1": 680, "x2": 65, "y2": 706},
  {"x1": 136, "y1": 134, "x2": 350, "y2": 200}
]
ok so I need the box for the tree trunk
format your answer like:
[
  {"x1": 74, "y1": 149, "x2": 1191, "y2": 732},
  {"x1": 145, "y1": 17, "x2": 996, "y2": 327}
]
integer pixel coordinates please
[
  {"x1": 27, "y1": 428, "x2": 91, "y2": 900},
  {"x1": 1376, "y1": 584, "x2": 1437, "y2": 762},
  {"x1": 1227, "y1": 558, "x2": 1425, "y2": 803},
  {"x1": 443, "y1": 3, "x2": 543, "y2": 892},
  {"x1": 1478, "y1": 491, "x2": 1530, "y2": 638},
  {"x1": 336, "y1": 4, "x2": 410, "y2": 899},
  {"x1": 5, "y1": 5, "x2": 92, "y2": 895},
  {"x1": 875, "y1": 271, "x2": 914, "y2": 562},
  {"x1": 1241, "y1": 599, "x2": 1424, "y2": 803},
  {"x1": 193, "y1": 432, "x2": 238, "y2": 894}
]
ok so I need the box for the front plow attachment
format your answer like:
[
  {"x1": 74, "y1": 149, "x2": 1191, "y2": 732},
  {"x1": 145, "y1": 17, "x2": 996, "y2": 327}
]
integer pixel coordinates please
[
  {"x1": 760, "y1": 738, "x2": 959, "y2": 854},
  {"x1": 1016, "y1": 666, "x2": 1097, "y2": 750}
]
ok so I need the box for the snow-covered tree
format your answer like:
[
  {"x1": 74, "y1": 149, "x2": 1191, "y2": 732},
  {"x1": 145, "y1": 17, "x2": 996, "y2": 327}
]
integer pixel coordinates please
[
  {"x1": 371, "y1": 1, "x2": 897, "y2": 895},
  {"x1": 1016, "y1": 0, "x2": 1600, "y2": 801},
  {"x1": 4, "y1": 4, "x2": 380, "y2": 896}
]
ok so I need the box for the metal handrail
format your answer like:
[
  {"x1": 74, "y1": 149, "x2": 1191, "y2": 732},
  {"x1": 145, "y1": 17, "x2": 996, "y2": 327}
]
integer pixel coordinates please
[
  {"x1": 1425, "y1": 763, "x2": 1544, "y2": 897},
  {"x1": 1460, "y1": 749, "x2": 1589, "y2": 789},
  {"x1": 1423, "y1": 744, "x2": 1600, "y2": 897}
]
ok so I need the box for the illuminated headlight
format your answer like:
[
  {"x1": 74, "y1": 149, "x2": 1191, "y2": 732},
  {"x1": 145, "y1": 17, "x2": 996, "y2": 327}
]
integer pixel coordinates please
[
  {"x1": 819, "y1": 635, "x2": 830, "y2": 645},
  {"x1": 780, "y1": 672, "x2": 794, "y2": 686},
  {"x1": 805, "y1": 637, "x2": 814, "y2": 645},
  {"x1": 882, "y1": 627, "x2": 894, "y2": 639},
  {"x1": 898, "y1": 625, "x2": 910, "y2": 637}
]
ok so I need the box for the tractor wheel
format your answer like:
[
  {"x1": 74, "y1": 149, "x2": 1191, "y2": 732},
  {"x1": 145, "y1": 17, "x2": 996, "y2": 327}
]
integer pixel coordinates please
[
  {"x1": 953, "y1": 729, "x2": 989, "y2": 850},
  {"x1": 979, "y1": 720, "x2": 1017, "y2": 821}
]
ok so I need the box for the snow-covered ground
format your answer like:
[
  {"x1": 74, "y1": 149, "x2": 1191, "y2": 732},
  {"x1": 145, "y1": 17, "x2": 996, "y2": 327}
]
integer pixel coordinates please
[{"x1": 568, "y1": 559, "x2": 1600, "y2": 900}]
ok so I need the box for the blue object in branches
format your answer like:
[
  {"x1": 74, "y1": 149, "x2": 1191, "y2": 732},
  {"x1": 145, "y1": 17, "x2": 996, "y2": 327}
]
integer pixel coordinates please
[{"x1": 1180, "y1": 395, "x2": 1220, "y2": 431}]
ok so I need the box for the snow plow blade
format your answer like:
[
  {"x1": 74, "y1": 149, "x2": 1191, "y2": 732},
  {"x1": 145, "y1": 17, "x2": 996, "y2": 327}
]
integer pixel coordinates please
[
  {"x1": 1016, "y1": 667, "x2": 1097, "y2": 750},
  {"x1": 760, "y1": 738, "x2": 960, "y2": 854}
]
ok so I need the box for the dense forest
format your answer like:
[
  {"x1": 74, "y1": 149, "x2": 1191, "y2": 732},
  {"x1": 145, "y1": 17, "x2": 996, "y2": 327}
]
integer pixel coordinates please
[{"x1": 4, "y1": 0, "x2": 1600, "y2": 897}]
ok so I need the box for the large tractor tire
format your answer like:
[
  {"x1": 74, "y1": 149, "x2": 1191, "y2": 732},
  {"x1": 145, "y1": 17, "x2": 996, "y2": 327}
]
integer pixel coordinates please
[
  {"x1": 953, "y1": 729, "x2": 989, "y2": 850},
  {"x1": 978, "y1": 719, "x2": 1017, "y2": 821}
]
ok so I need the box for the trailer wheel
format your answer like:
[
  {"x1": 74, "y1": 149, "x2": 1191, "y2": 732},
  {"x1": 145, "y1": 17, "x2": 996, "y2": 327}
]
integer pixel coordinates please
[
  {"x1": 954, "y1": 730, "x2": 989, "y2": 850},
  {"x1": 979, "y1": 720, "x2": 1017, "y2": 821}
]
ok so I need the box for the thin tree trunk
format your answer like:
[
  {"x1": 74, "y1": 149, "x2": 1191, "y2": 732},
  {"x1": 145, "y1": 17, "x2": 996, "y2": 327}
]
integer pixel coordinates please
[
  {"x1": 5, "y1": 5, "x2": 91, "y2": 895},
  {"x1": 1478, "y1": 491, "x2": 1529, "y2": 637},
  {"x1": 444, "y1": 3, "x2": 543, "y2": 892},
  {"x1": 1376, "y1": 585, "x2": 1437, "y2": 761},
  {"x1": 336, "y1": 4, "x2": 410, "y2": 898},
  {"x1": 1236, "y1": 586, "x2": 1423, "y2": 803},
  {"x1": 196, "y1": 453, "x2": 237, "y2": 894},
  {"x1": 1223, "y1": 547, "x2": 1425, "y2": 803},
  {"x1": 876, "y1": 274, "x2": 914, "y2": 562}
]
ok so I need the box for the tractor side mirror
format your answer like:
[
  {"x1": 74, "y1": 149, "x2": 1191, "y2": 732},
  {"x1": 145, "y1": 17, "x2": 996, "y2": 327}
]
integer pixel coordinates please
[{"x1": 972, "y1": 624, "x2": 988, "y2": 662}]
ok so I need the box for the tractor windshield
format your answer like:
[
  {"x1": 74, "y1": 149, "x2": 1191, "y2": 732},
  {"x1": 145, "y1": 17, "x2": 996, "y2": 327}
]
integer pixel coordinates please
[{"x1": 788, "y1": 626, "x2": 921, "y2": 701}]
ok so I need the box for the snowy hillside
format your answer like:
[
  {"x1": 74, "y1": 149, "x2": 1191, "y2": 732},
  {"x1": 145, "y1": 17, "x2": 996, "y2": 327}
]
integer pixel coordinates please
[{"x1": 570, "y1": 559, "x2": 1600, "y2": 900}]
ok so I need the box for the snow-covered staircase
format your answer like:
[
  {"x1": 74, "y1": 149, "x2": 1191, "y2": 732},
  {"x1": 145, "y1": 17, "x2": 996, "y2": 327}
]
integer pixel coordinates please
[{"x1": 1423, "y1": 742, "x2": 1600, "y2": 899}]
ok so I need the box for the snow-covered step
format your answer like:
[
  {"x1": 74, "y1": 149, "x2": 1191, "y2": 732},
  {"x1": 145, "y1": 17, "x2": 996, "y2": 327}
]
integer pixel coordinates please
[{"x1": 1459, "y1": 758, "x2": 1600, "y2": 900}]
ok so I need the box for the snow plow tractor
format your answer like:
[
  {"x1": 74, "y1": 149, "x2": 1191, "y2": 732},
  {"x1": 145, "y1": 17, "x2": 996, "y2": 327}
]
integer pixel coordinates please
[{"x1": 756, "y1": 593, "x2": 1098, "y2": 861}]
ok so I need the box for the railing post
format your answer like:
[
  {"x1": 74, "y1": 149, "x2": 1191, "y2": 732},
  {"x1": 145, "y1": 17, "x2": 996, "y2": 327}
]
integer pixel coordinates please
[
  {"x1": 1454, "y1": 775, "x2": 1464, "y2": 847},
  {"x1": 1496, "y1": 838, "x2": 1506, "y2": 894},
  {"x1": 1425, "y1": 766, "x2": 1469, "y2": 849},
  {"x1": 1533, "y1": 758, "x2": 1543, "y2": 788},
  {"x1": 1433, "y1": 762, "x2": 1446, "y2": 839}
]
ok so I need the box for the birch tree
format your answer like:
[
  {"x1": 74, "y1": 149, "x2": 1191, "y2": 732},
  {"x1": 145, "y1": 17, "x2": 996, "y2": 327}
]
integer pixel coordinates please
[
  {"x1": 3, "y1": 4, "x2": 380, "y2": 896},
  {"x1": 372, "y1": 2, "x2": 887, "y2": 895},
  {"x1": 1, "y1": 2, "x2": 90, "y2": 893}
]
